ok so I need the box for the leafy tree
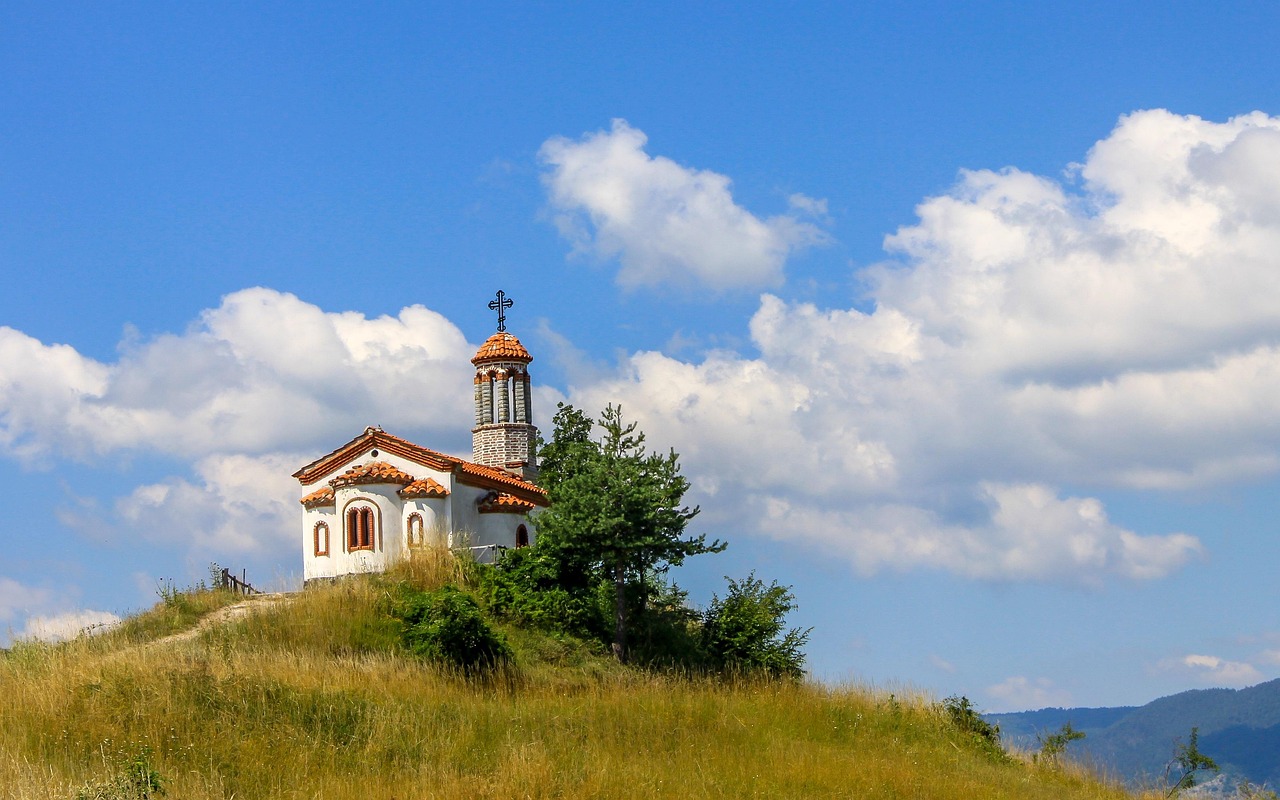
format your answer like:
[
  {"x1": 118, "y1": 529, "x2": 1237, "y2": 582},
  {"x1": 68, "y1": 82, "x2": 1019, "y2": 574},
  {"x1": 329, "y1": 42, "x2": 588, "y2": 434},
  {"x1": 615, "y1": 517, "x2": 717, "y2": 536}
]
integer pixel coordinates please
[
  {"x1": 535, "y1": 403, "x2": 725, "y2": 662},
  {"x1": 1036, "y1": 721, "x2": 1086, "y2": 764},
  {"x1": 701, "y1": 572, "x2": 810, "y2": 679},
  {"x1": 1165, "y1": 727, "x2": 1219, "y2": 797}
]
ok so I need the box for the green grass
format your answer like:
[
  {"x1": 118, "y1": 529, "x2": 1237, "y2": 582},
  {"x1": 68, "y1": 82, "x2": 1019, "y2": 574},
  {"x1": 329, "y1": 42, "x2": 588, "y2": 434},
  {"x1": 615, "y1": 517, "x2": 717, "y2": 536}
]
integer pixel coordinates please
[{"x1": 0, "y1": 554, "x2": 1153, "y2": 799}]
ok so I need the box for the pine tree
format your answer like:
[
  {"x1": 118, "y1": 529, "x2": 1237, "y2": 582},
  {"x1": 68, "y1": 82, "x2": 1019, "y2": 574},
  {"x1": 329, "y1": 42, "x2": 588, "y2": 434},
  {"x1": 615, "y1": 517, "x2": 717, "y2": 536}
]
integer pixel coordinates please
[{"x1": 535, "y1": 403, "x2": 724, "y2": 662}]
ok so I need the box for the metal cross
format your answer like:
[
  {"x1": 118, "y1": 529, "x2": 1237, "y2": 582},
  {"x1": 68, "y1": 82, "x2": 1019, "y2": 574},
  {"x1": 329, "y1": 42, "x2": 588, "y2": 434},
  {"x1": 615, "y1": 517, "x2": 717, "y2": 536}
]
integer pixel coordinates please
[{"x1": 488, "y1": 290, "x2": 514, "y2": 332}]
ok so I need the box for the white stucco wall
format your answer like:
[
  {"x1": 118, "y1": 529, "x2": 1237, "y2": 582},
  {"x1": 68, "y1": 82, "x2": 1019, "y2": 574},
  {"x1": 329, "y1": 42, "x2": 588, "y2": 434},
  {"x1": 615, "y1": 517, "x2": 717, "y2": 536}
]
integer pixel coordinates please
[{"x1": 300, "y1": 444, "x2": 537, "y2": 581}]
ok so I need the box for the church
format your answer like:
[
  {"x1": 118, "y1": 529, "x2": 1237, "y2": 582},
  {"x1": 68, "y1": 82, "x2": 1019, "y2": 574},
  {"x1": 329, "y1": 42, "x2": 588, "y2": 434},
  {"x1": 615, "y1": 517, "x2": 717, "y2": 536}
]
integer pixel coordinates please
[{"x1": 292, "y1": 295, "x2": 548, "y2": 584}]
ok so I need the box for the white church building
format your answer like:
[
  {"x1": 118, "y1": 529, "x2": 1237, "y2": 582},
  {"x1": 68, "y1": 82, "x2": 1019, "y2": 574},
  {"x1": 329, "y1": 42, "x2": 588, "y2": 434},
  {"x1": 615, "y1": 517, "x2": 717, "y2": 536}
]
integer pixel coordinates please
[{"x1": 292, "y1": 317, "x2": 548, "y2": 584}]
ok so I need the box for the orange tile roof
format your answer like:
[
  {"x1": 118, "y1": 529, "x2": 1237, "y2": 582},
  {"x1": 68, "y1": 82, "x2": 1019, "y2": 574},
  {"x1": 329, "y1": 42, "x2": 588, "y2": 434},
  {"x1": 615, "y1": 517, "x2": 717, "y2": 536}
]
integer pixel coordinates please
[
  {"x1": 300, "y1": 487, "x2": 335, "y2": 508},
  {"x1": 329, "y1": 461, "x2": 415, "y2": 488},
  {"x1": 294, "y1": 428, "x2": 548, "y2": 506},
  {"x1": 471, "y1": 331, "x2": 532, "y2": 364},
  {"x1": 400, "y1": 477, "x2": 449, "y2": 499},
  {"x1": 477, "y1": 492, "x2": 537, "y2": 514}
]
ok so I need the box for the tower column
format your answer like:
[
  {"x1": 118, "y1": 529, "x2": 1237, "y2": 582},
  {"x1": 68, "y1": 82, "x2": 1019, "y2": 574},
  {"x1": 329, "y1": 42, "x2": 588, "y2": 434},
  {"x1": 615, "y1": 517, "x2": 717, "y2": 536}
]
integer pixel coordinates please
[
  {"x1": 523, "y1": 373, "x2": 533, "y2": 424},
  {"x1": 496, "y1": 370, "x2": 510, "y2": 423},
  {"x1": 512, "y1": 370, "x2": 527, "y2": 424},
  {"x1": 481, "y1": 374, "x2": 494, "y2": 425}
]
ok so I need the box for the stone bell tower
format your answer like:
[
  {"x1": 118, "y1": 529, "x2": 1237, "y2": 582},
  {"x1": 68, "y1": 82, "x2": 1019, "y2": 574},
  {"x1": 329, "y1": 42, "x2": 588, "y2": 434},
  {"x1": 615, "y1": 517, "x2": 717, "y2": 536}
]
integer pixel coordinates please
[{"x1": 471, "y1": 291, "x2": 538, "y2": 480}]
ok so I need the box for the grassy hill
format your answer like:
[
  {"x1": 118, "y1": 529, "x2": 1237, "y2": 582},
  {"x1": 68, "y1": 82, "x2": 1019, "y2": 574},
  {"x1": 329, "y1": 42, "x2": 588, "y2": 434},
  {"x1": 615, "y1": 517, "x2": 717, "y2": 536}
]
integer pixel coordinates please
[{"x1": 2, "y1": 557, "x2": 1152, "y2": 799}]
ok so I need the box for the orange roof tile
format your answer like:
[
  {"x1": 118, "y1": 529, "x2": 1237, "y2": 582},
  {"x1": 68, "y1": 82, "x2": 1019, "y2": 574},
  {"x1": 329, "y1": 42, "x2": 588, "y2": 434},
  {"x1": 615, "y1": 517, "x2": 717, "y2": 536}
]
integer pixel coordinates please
[
  {"x1": 477, "y1": 492, "x2": 537, "y2": 514},
  {"x1": 471, "y1": 332, "x2": 532, "y2": 364},
  {"x1": 300, "y1": 487, "x2": 335, "y2": 508},
  {"x1": 294, "y1": 428, "x2": 549, "y2": 507},
  {"x1": 329, "y1": 461, "x2": 415, "y2": 488},
  {"x1": 400, "y1": 477, "x2": 449, "y2": 499}
]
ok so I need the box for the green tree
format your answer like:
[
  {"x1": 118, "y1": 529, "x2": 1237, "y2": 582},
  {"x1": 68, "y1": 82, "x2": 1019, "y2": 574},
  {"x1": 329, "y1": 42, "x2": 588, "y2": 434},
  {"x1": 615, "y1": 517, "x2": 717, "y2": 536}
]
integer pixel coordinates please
[
  {"x1": 1036, "y1": 722, "x2": 1086, "y2": 764},
  {"x1": 535, "y1": 403, "x2": 725, "y2": 662},
  {"x1": 1164, "y1": 727, "x2": 1219, "y2": 797},
  {"x1": 701, "y1": 572, "x2": 810, "y2": 679}
]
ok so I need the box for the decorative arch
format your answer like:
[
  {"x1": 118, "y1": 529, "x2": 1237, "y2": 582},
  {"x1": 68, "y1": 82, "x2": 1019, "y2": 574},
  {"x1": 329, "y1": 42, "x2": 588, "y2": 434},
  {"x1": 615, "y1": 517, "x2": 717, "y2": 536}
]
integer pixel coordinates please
[
  {"x1": 314, "y1": 521, "x2": 330, "y2": 557},
  {"x1": 342, "y1": 499, "x2": 381, "y2": 553},
  {"x1": 407, "y1": 512, "x2": 424, "y2": 547}
]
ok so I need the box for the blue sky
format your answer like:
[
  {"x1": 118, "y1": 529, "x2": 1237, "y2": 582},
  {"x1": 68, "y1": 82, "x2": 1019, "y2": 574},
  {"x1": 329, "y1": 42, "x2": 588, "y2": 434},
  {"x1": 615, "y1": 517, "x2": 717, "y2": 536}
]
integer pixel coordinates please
[{"x1": 4, "y1": 2, "x2": 1280, "y2": 711}]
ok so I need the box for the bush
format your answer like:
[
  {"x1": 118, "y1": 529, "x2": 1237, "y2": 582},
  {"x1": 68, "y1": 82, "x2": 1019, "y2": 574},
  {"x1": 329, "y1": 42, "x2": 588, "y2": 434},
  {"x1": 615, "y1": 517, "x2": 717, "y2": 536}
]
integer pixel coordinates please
[
  {"x1": 700, "y1": 573, "x2": 810, "y2": 679},
  {"x1": 392, "y1": 585, "x2": 511, "y2": 673},
  {"x1": 479, "y1": 548, "x2": 610, "y2": 640},
  {"x1": 941, "y1": 695, "x2": 1006, "y2": 762},
  {"x1": 75, "y1": 746, "x2": 165, "y2": 799}
]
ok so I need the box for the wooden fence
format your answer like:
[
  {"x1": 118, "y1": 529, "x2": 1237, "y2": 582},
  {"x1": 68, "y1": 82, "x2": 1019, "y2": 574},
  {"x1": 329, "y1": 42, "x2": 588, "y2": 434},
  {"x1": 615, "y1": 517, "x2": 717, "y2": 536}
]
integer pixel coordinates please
[{"x1": 216, "y1": 567, "x2": 261, "y2": 596}]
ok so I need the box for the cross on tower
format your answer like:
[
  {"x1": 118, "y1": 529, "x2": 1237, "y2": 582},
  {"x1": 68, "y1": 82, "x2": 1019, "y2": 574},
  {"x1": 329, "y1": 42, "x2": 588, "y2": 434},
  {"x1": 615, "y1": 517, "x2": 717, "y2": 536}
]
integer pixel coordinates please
[{"x1": 488, "y1": 290, "x2": 514, "y2": 332}]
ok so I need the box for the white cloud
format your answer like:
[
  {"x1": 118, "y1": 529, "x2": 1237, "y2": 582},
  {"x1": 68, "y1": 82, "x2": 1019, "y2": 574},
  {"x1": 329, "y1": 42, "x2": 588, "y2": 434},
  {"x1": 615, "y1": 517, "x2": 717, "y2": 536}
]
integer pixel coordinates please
[
  {"x1": 749, "y1": 484, "x2": 1198, "y2": 584},
  {"x1": 540, "y1": 119, "x2": 828, "y2": 291},
  {"x1": 0, "y1": 288, "x2": 475, "y2": 463},
  {"x1": 0, "y1": 577, "x2": 51, "y2": 624},
  {"x1": 929, "y1": 654, "x2": 956, "y2": 673},
  {"x1": 1257, "y1": 649, "x2": 1280, "y2": 666},
  {"x1": 111, "y1": 453, "x2": 305, "y2": 554},
  {"x1": 0, "y1": 289, "x2": 482, "y2": 559},
  {"x1": 557, "y1": 109, "x2": 1280, "y2": 583},
  {"x1": 8, "y1": 109, "x2": 1280, "y2": 587},
  {"x1": 986, "y1": 676, "x2": 1071, "y2": 712},
  {"x1": 19, "y1": 610, "x2": 120, "y2": 642},
  {"x1": 1168, "y1": 654, "x2": 1263, "y2": 687}
]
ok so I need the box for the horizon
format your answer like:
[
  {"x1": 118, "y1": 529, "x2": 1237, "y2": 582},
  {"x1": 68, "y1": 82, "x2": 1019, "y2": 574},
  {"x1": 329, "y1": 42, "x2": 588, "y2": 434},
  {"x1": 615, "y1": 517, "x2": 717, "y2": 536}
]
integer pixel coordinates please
[{"x1": 4, "y1": 3, "x2": 1280, "y2": 713}]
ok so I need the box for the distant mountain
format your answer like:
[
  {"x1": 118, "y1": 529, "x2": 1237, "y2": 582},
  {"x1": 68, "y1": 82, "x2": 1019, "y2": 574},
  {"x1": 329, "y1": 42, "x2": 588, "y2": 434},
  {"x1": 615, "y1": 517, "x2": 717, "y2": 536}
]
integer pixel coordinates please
[{"x1": 987, "y1": 678, "x2": 1280, "y2": 788}]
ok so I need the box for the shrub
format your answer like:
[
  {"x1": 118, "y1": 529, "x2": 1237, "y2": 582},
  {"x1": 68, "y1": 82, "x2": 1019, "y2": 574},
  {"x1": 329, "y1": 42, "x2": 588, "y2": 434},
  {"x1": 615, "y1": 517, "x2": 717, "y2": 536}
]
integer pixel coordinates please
[
  {"x1": 479, "y1": 548, "x2": 610, "y2": 640},
  {"x1": 75, "y1": 746, "x2": 165, "y2": 799},
  {"x1": 392, "y1": 585, "x2": 511, "y2": 673},
  {"x1": 700, "y1": 573, "x2": 810, "y2": 679},
  {"x1": 941, "y1": 695, "x2": 1006, "y2": 762}
]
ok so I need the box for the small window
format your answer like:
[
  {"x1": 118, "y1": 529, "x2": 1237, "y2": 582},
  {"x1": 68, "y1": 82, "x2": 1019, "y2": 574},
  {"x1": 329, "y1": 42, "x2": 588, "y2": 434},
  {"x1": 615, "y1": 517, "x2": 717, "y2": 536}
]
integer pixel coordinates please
[
  {"x1": 516, "y1": 524, "x2": 529, "y2": 548},
  {"x1": 314, "y1": 522, "x2": 330, "y2": 557},
  {"x1": 407, "y1": 513, "x2": 424, "y2": 547},
  {"x1": 346, "y1": 505, "x2": 376, "y2": 552}
]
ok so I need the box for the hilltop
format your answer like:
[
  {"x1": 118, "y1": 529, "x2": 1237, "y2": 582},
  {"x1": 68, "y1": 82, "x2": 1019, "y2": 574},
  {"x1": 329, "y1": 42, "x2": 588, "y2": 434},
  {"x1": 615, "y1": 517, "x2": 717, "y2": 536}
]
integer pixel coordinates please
[{"x1": 2, "y1": 557, "x2": 1149, "y2": 800}]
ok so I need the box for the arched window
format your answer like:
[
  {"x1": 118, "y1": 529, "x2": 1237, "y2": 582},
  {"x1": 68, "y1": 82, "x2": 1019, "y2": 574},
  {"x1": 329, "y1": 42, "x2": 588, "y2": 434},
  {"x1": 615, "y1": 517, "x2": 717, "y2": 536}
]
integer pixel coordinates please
[
  {"x1": 407, "y1": 513, "x2": 424, "y2": 547},
  {"x1": 346, "y1": 504, "x2": 377, "y2": 552},
  {"x1": 516, "y1": 524, "x2": 529, "y2": 548},
  {"x1": 314, "y1": 522, "x2": 330, "y2": 557}
]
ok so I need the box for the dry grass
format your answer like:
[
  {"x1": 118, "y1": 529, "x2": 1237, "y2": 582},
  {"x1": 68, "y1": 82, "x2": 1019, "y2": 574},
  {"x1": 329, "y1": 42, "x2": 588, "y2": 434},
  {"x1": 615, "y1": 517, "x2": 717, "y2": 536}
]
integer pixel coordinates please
[{"x1": 0, "y1": 558, "x2": 1157, "y2": 799}]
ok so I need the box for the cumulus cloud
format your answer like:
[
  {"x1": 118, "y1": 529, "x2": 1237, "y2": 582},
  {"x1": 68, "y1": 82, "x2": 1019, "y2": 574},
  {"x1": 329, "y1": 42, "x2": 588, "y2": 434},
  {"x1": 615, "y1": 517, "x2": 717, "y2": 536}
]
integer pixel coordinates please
[
  {"x1": 559, "y1": 110, "x2": 1280, "y2": 583},
  {"x1": 1167, "y1": 654, "x2": 1264, "y2": 687},
  {"x1": 20, "y1": 610, "x2": 120, "y2": 642},
  {"x1": 106, "y1": 453, "x2": 304, "y2": 554},
  {"x1": 986, "y1": 676, "x2": 1072, "y2": 712},
  {"x1": 0, "y1": 288, "x2": 474, "y2": 463},
  {"x1": 540, "y1": 119, "x2": 828, "y2": 291},
  {"x1": 7, "y1": 109, "x2": 1279, "y2": 587},
  {"x1": 0, "y1": 289, "x2": 480, "y2": 559}
]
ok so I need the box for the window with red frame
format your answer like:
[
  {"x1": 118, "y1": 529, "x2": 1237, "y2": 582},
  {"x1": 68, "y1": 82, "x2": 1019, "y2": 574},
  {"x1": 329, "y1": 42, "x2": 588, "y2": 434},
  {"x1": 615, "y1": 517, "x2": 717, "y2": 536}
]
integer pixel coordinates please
[
  {"x1": 346, "y1": 505, "x2": 376, "y2": 551},
  {"x1": 314, "y1": 521, "x2": 330, "y2": 557}
]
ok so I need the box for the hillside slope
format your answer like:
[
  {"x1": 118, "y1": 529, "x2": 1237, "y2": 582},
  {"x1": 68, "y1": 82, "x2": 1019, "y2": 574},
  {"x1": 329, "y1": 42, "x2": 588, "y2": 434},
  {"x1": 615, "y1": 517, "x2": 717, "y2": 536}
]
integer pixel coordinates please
[
  {"x1": 2, "y1": 564, "x2": 1151, "y2": 799},
  {"x1": 989, "y1": 679, "x2": 1280, "y2": 787}
]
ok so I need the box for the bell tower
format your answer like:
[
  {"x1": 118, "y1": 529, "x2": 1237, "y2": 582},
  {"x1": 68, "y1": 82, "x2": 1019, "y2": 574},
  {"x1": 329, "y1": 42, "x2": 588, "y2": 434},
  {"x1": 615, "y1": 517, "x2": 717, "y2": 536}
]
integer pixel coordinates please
[{"x1": 471, "y1": 291, "x2": 538, "y2": 480}]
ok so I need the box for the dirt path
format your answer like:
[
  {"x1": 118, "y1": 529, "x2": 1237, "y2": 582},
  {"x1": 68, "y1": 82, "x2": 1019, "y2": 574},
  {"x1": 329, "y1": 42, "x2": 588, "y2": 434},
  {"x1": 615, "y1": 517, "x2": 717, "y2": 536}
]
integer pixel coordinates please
[{"x1": 147, "y1": 593, "x2": 293, "y2": 649}]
